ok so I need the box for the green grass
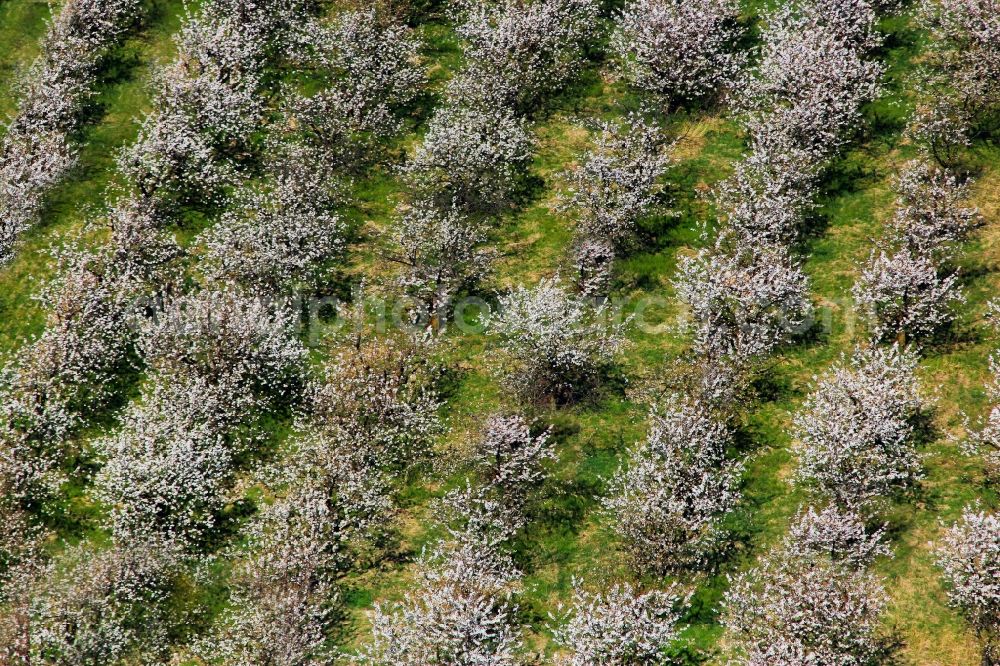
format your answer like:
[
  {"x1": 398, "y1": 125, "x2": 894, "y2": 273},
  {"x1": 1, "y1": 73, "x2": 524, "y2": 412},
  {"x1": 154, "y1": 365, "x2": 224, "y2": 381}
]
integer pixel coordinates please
[
  {"x1": 1, "y1": 3, "x2": 999, "y2": 664},
  {"x1": 0, "y1": 0, "x2": 51, "y2": 120}
]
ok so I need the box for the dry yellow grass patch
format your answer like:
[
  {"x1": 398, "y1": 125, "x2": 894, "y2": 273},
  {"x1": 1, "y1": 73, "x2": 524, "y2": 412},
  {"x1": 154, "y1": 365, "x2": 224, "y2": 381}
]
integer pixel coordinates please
[
  {"x1": 889, "y1": 567, "x2": 981, "y2": 666},
  {"x1": 673, "y1": 116, "x2": 727, "y2": 161},
  {"x1": 974, "y1": 170, "x2": 1000, "y2": 266}
]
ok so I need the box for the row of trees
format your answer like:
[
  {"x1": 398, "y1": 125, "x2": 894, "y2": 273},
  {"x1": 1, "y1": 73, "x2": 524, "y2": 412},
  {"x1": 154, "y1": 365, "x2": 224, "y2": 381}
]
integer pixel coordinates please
[
  {"x1": 503, "y1": 0, "x2": 748, "y2": 660},
  {"x1": 193, "y1": 0, "x2": 999, "y2": 662},
  {"x1": 900, "y1": 10, "x2": 1000, "y2": 658},
  {"x1": 0, "y1": 0, "x2": 319, "y2": 514},
  {"x1": 731, "y1": 344, "x2": 922, "y2": 661},
  {"x1": 358, "y1": 412, "x2": 549, "y2": 664},
  {"x1": 191, "y1": 330, "x2": 441, "y2": 663},
  {"x1": 563, "y1": 0, "x2": 742, "y2": 295},
  {"x1": 0, "y1": 0, "x2": 430, "y2": 524},
  {"x1": 737, "y1": 1, "x2": 1000, "y2": 663},
  {"x1": 677, "y1": 0, "x2": 884, "y2": 368},
  {"x1": 917, "y1": 10, "x2": 1000, "y2": 646},
  {"x1": 849, "y1": 0, "x2": 995, "y2": 346},
  {"x1": 0, "y1": 1, "x2": 386, "y2": 662},
  {"x1": 827, "y1": 7, "x2": 1000, "y2": 661},
  {"x1": 53, "y1": 0, "x2": 634, "y2": 659},
  {"x1": 724, "y1": 504, "x2": 896, "y2": 664},
  {"x1": 854, "y1": 160, "x2": 980, "y2": 343},
  {"x1": 389, "y1": 0, "x2": 597, "y2": 322},
  {"x1": 146, "y1": 3, "x2": 553, "y2": 662},
  {"x1": 909, "y1": 0, "x2": 1000, "y2": 167},
  {"x1": 0, "y1": 0, "x2": 143, "y2": 264},
  {"x1": 83, "y1": 5, "x2": 435, "y2": 662},
  {"x1": 673, "y1": 1, "x2": 918, "y2": 663},
  {"x1": 603, "y1": 0, "x2": 888, "y2": 604}
]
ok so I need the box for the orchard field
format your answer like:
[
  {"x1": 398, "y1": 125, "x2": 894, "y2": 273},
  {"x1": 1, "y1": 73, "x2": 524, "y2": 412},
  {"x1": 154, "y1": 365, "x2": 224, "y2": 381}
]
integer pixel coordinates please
[{"x1": 0, "y1": 0, "x2": 999, "y2": 664}]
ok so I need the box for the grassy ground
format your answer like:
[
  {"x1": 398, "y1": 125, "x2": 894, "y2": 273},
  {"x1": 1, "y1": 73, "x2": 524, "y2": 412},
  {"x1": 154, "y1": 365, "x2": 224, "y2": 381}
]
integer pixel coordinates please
[
  {"x1": 0, "y1": 2, "x2": 996, "y2": 663},
  {"x1": 0, "y1": 1, "x2": 51, "y2": 119},
  {"x1": 0, "y1": 0, "x2": 187, "y2": 351}
]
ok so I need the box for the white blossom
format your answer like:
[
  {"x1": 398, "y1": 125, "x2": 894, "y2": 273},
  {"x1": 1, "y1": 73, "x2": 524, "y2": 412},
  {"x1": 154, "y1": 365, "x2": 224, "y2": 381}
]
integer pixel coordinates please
[
  {"x1": 789, "y1": 0, "x2": 881, "y2": 52},
  {"x1": 935, "y1": 506, "x2": 1000, "y2": 664},
  {"x1": 889, "y1": 160, "x2": 981, "y2": 260},
  {"x1": 675, "y1": 354, "x2": 754, "y2": 416},
  {"x1": 0, "y1": 133, "x2": 75, "y2": 264},
  {"x1": 738, "y1": 4, "x2": 884, "y2": 164},
  {"x1": 449, "y1": 0, "x2": 599, "y2": 113},
  {"x1": 853, "y1": 246, "x2": 963, "y2": 343},
  {"x1": 0, "y1": 250, "x2": 134, "y2": 503},
  {"x1": 785, "y1": 504, "x2": 891, "y2": 568},
  {"x1": 551, "y1": 580, "x2": 686, "y2": 666},
  {"x1": 854, "y1": 162, "x2": 974, "y2": 343},
  {"x1": 95, "y1": 377, "x2": 239, "y2": 546},
  {"x1": 908, "y1": 0, "x2": 999, "y2": 165},
  {"x1": 675, "y1": 234, "x2": 812, "y2": 364},
  {"x1": 720, "y1": 24, "x2": 876, "y2": 251},
  {"x1": 906, "y1": 94, "x2": 973, "y2": 168},
  {"x1": 0, "y1": 514, "x2": 43, "y2": 664},
  {"x1": 793, "y1": 344, "x2": 925, "y2": 511},
  {"x1": 390, "y1": 199, "x2": 493, "y2": 318},
  {"x1": 118, "y1": 0, "x2": 315, "y2": 206},
  {"x1": 0, "y1": 0, "x2": 142, "y2": 263},
  {"x1": 918, "y1": 0, "x2": 1000, "y2": 67},
  {"x1": 438, "y1": 482, "x2": 525, "y2": 548},
  {"x1": 611, "y1": 0, "x2": 743, "y2": 108},
  {"x1": 119, "y1": 107, "x2": 235, "y2": 207},
  {"x1": 572, "y1": 235, "x2": 616, "y2": 297},
  {"x1": 156, "y1": 10, "x2": 266, "y2": 145},
  {"x1": 562, "y1": 115, "x2": 672, "y2": 249},
  {"x1": 204, "y1": 515, "x2": 337, "y2": 664},
  {"x1": 279, "y1": 435, "x2": 394, "y2": 551},
  {"x1": 604, "y1": 395, "x2": 742, "y2": 574},
  {"x1": 26, "y1": 539, "x2": 182, "y2": 665},
  {"x1": 488, "y1": 277, "x2": 629, "y2": 403},
  {"x1": 963, "y1": 353, "x2": 1000, "y2": 481},
  {"x1": 138, "y1": 289, "x2": 306, "y2": 416},
  {"x1": 199, "y1": 145, "x2": 346, "y2": 294},
  {"x1": 0, "y1": 493, "x2": 47, "y2": 627},
  {"x1": 356, "y1": 536, "x2": 525, "y2": 666},
  {"x1": 917, "y1": 0, "x2": 1000, "y2": 130},
  {"x1": 440, "y1": 414, "x2": 554, "y2": 542},
  {"x1": 310, "y1": 337, "x2": 443, "y2": 471},
  {"x1": 470, "y1": 413, "x2": 554, "y2": 504},
  {"x1": 101, "y1": 196, "x2": 183, "y2": 296},
  {"x1": 198, "y1": 413, "x2": 396, "y2": 664},
  {"x1": 201, "y1": 470, "x2": 388, "y2": 666},
  {"x1": 300, "y1": 8, "x2": 424, "y2": 143},
  {"x1": 404, "y1": 104, "x2": 534, "y2": 215},
  {"x1": 96, "y1": 289, "x2": 306, "y2": 544},
  {"x1": 723, "y1": 545, "x2": 893, "y2": 666},
  {"x1": 715, "y1": 131, "x2": 820, "y2": 244}
]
